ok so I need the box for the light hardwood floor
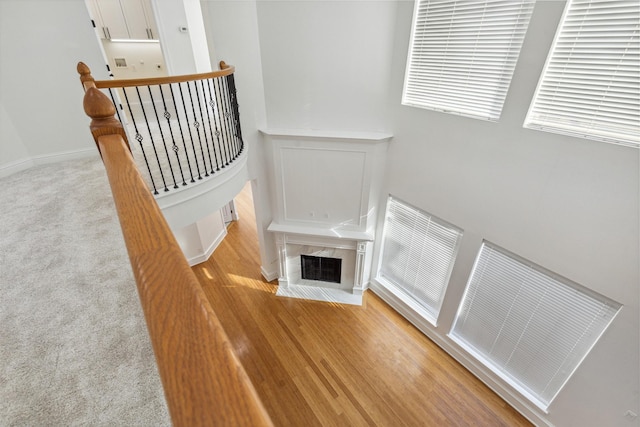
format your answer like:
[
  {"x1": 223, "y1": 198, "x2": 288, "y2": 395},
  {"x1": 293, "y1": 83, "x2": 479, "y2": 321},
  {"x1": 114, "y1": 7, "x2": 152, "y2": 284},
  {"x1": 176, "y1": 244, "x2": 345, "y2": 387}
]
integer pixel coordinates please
[{"x1": 192, "y1": 183, "x2": 532, "y2": 427}]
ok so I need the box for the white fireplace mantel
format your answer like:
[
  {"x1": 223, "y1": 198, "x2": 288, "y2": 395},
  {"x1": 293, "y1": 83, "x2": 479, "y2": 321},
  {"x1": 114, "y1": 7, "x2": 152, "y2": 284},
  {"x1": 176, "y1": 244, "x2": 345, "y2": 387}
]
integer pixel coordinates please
[
  {"x1": 267, "y1": 222, "x2": 374, "y2": 242},
  {"x1": 263, "y1": 129, "x2": 390, "y2": 305}
]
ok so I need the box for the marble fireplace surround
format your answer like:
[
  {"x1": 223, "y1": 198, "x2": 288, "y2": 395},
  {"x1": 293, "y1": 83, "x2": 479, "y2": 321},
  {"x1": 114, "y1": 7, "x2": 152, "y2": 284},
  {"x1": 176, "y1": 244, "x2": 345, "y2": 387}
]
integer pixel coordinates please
[{"x1": 271, "y1": 229, "x2": 372, "y2": 305}]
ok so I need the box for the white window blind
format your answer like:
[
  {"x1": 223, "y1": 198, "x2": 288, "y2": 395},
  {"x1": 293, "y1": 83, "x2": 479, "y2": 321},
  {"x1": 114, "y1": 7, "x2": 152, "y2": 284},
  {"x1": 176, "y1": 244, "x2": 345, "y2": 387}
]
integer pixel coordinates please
[
  {"x1": 378, "y1": 196, "x2": 463, "y2": 323},
  {"x1": 450, "y1": 242, "x2": 621, "y2": 410},
  {"x1": 525, "y1": 0, "x2": 640, "y2": 147},
  {"x1": 402, "y1": 0, "x2": 535, "y2": 120}
]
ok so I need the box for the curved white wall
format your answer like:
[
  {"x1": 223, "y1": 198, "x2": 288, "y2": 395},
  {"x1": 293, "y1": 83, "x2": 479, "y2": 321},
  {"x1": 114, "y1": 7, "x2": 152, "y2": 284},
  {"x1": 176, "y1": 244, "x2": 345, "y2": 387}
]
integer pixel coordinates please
[{"x1": 157, "y1": 152, "x2": 249, "y2": 230}]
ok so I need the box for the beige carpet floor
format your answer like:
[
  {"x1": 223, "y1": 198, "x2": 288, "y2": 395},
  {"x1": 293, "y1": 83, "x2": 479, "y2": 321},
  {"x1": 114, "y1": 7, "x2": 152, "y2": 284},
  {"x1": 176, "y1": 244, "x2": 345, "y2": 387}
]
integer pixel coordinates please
[{"x1": 0, "y1": 156, "x2": 170, "y2": 426}]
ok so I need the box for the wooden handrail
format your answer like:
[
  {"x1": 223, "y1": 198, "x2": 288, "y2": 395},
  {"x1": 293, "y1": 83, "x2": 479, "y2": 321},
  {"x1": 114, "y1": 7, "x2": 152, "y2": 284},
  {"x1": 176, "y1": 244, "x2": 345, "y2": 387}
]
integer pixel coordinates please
[
  {"x1": 79, "y1": 61, "x2": 235, "y2": 89},
  {"x1": 79, "y1": 64, "x2": 272, "y2": 426}
]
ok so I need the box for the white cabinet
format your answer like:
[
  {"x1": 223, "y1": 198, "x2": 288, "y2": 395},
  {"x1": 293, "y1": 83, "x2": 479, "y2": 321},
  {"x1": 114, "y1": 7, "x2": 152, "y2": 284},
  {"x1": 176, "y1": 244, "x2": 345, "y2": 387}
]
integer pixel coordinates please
[
  {"x1": 88, "y1": 0, "x2": 158, "y2": 40},
  {"x1": 86, "y1": 0, "x2": 107, "y2": 37},
  {"x1": 95, "y1": 0, "x2": 129, "y2": 39},
  {"x1": 120, "y1": 0, "x2": 158, "y2": 40}
]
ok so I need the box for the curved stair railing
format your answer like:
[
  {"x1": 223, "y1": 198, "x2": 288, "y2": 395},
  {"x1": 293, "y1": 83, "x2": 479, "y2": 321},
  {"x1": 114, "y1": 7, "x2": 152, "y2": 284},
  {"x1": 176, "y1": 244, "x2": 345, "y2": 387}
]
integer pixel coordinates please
[
  {"x1": 78, "y1": 62, "x2": 244, "y2": 196},
  {"x1": 78, "y1": 62, "x2": 272, "y2": 427}
]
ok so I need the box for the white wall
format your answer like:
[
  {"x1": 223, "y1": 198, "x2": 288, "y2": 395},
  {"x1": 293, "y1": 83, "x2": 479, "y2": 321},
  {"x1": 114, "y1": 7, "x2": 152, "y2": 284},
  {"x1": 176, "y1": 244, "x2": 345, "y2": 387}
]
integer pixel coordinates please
[
  {"x1": 200, "y1": 0, "x2": 276, "y2": 278},
  {"x1": 174, "y1": 209, "x2": 227, "y2": 266},
  {"x1": 153, "y1": 0, "x2": 211, "y2": 74},
  {"x1": 256, "y1": 0, "x2": 396, "y2": 133},
  {"x1": 251, "y1": 1, "x2": 639, "y2": 426},
  {"x1": 386, "y1": 2, "x2": 638, "y2": 425},
  {"x1": 237, "y1": 0, "x2": 397, "y2": 278},
  {"x1": 101, "y1": 40, "x2": 167, "y2": 79},
  {"x1": 0, "y1": 0, "x2": 107, "y2": 176}
]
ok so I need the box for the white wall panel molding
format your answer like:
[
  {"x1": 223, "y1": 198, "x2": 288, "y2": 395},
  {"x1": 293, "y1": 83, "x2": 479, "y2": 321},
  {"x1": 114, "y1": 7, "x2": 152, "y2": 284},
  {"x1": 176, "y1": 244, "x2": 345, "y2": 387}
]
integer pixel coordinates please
[{"x1": 262, "y1": 129, "x2": 391, "y2": 237}]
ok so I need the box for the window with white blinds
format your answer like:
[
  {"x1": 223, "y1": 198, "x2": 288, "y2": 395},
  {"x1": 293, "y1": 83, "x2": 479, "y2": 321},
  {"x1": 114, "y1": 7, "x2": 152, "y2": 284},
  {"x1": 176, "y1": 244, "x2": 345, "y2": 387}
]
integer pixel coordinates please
[
  {"x1": 377, "y1": 196, "x2": 463, "y2": 324},
  {"x1": 450, "y1": 242, "x2": 621, "y2": 410},
  {"x1": 402, "y1": 0, "x2": 535, "y2": 120},
  {"x1": 525, "y1": 0, "x2": 640, "y2": 147}
]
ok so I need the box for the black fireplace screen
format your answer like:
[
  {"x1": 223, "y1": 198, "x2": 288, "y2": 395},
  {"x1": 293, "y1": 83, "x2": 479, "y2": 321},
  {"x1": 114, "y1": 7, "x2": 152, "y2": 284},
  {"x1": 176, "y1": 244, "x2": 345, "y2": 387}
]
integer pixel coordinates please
[{"x1": 301, "y1": 255, "x2": 342, "y2": 283}]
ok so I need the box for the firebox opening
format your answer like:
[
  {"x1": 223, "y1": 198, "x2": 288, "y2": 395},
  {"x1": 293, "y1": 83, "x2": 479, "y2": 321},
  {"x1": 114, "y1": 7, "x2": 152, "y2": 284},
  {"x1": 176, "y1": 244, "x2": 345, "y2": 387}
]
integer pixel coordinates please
[{"x1": 301, "y1": 255, "x2": 342, "y2": 284}]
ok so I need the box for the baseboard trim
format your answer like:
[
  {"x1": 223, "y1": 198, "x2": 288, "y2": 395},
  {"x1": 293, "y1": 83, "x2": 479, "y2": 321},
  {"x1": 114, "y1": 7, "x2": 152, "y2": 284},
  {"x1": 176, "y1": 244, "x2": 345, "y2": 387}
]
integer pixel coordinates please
[
  {"x1": 187, "y1": 227, "x2": 228, "y2": 267},
  {"x1": 261, "y1": 266, "x2": 278, "y2": 282},
  {"x1": 0, "y1": 158, "x2": 35, "y2": 179},
  {"x1": 33, "y1": 148, "x2": 97, "y2": 165},
  {"x1": 0, "y1": 149, "x2": 98, "y2": 179}
]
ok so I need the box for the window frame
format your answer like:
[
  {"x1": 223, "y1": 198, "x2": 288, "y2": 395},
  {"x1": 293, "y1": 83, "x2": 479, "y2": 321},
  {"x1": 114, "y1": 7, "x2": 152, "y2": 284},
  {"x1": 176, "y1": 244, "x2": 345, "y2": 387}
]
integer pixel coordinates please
[
  {"x1": 524, "y1": 0, "x2": 640, "y2": 147},
  {"x1": 402, "y1": 0, "x2": 536, "y2": 121},
  {"x1": 449, "y1": 241, "x2": 622, "y2": 411},
  {"x1": 376, "y1": 196, "x2": 464, "y2": 325}
]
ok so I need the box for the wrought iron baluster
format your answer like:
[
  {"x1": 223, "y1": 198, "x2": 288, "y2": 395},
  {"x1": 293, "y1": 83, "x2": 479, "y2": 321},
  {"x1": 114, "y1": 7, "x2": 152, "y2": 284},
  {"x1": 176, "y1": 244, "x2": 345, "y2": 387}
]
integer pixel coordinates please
[
  {"x1": 178, "y1": 82, "x2": 203, "y2": 180},
  {"x1": 122, "y1": 87, "x2": 159, "y2": 195},
  {"x1": 215, "y1": 77, "x2": 234, "y2": 165},
  {"x1": 212, "y1": 77, "x2": 230, "y2": 167},
  {"x1": 226, "y1": 73, "x2": 244, "y2": 155},
  {"x1": 169, "y1": 83, "x2": 196, "y2": 183},
  {"x1": 107, "y1": 88, "x2": 123, "y2": 124},
  {"x1": 194, "y1": 80, "x2": 215, "y2": 175},
  {"x1": 148, "y1": 85, "x2": 179, "y2": 189},
  {"x1": 186, "y1": 80, "x2": 209, "y2": 177},
  {"x1": 136, "y1": 86, "x2": 169, "y2": 192},
  {"x1": 221, "y1": 76, "x2": 239, "y2": 162},
  {"x1": 158, "y1": 84, "x2": 186, "y2": 186},
  {"x1": 204, "y1": 78, "x2": 222, "y2": 171}
]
